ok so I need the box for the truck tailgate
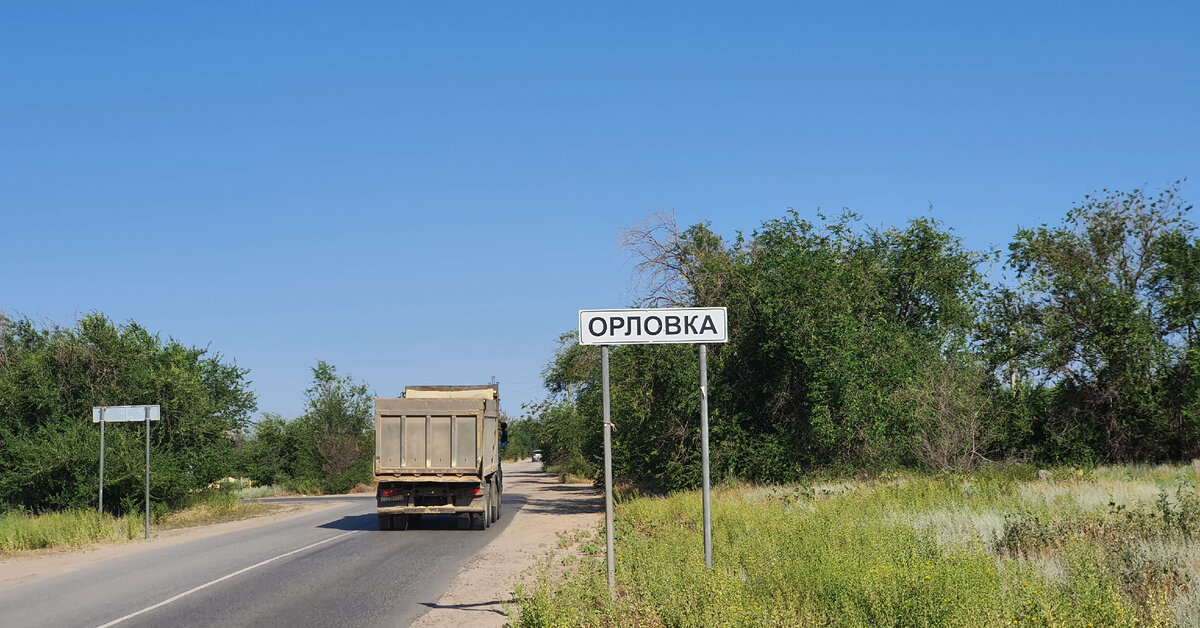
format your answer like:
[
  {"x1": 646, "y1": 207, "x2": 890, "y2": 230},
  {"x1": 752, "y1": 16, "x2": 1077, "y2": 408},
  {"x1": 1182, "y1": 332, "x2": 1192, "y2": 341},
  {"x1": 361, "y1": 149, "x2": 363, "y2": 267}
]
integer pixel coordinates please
[{"x1": 375, "y1": 398, "x2": 498, "y2": 475}]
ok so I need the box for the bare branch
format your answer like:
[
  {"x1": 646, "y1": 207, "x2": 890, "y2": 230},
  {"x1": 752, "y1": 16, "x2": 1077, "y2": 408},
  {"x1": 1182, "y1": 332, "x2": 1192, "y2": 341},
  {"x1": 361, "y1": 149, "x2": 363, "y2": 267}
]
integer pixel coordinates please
[{"x1": 620, "y1": 211, "x2": 694, "y2": 307}]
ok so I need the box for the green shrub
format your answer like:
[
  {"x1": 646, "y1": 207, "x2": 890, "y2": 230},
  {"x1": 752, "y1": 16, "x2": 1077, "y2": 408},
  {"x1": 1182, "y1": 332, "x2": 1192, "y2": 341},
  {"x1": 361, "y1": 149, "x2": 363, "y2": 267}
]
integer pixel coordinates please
[{"x1": 0, "y1": 313, "x2": 256, "y2": 515}]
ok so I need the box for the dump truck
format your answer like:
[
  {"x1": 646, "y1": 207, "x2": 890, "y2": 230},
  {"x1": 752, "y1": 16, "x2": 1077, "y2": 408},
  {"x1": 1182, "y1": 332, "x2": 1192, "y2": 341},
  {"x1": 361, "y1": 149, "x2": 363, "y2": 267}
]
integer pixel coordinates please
[{"x1": 373, "y1": 385, "x2": 506, "y2": 531}]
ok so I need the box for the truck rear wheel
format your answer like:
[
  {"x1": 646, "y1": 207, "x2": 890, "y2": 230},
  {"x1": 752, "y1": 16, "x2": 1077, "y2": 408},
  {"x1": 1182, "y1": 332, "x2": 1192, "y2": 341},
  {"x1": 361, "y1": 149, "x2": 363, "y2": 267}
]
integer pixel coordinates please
[
  {"x1": 473, "y1": 483, "x2": 491, "y2": 530},
  {"x1": 378, "y1": 514, "x2": 393, "y2": 531},
  {"x1": 485, "y1": 483, "x2": 493, "y2": 528},
  {"x1": 491, "y1": 478, "x2": 502, "y2": 522}
]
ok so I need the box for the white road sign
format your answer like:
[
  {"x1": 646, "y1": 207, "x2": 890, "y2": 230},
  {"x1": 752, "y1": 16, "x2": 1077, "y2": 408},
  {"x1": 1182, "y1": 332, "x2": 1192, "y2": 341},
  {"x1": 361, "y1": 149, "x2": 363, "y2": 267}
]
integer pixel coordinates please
[
  {"x1": 578, "y1": 307, "x2": 728, "y2": 345},
  {"x1": 92, "y1": 405, "x2": 161, "y2": 423}
]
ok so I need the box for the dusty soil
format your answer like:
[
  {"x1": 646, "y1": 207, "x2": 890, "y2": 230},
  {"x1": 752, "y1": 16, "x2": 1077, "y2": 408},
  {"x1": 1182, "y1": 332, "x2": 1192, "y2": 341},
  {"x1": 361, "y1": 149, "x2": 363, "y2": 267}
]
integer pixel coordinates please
[
  {"x1": 411, "y1": 459, "x2": 603, "y2": 627},
  {"x1": 0, "y1": 461, "x2": 604, "y2": 627}
]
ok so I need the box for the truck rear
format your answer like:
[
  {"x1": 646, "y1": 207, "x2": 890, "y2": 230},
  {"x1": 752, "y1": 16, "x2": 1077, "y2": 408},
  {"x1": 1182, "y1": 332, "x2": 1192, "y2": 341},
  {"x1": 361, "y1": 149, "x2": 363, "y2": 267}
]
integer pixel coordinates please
[{"x1": 373, "y1": 385, "x2": 504, "y2": 531}]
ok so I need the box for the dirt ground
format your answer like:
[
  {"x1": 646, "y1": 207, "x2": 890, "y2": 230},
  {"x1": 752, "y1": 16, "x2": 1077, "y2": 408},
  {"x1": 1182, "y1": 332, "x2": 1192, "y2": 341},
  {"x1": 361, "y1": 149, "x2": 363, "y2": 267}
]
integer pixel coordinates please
[
  {"x1": 0, "y1": 461, "x2": 603, "y2": 627},
  {"x1": 411, "y1": 459, "x2": 603, "y2": 627}
]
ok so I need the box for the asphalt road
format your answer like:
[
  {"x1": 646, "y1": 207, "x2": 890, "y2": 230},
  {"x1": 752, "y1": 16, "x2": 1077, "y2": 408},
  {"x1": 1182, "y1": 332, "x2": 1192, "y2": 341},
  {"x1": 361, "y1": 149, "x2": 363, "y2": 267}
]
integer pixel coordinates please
[{"x1": 0, "y1": 492, "x2": 521, "y2": 628}]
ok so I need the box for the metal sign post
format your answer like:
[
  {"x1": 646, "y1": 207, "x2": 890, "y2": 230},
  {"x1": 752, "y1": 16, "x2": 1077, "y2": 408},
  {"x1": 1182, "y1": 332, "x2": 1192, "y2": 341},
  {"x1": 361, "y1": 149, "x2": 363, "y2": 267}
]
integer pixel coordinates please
[
  {"x1": 601, "y1": 345, "x2": 615, "y2": 600},
  {"x1": 699, "y1": 344, "x2": 712, "y2": 569},
  {"x1": 145, "y1": 407, "x2": 151, "y2": 540},
  {"x1": 99, "y1": 420, "x2": 105, "y2": 514},
  {"x1": 579, "y1": 308, "x2": 728, "y2": 599},
  {"x1": 93, "y1": 405, "x2": 160, "y2": 538}
]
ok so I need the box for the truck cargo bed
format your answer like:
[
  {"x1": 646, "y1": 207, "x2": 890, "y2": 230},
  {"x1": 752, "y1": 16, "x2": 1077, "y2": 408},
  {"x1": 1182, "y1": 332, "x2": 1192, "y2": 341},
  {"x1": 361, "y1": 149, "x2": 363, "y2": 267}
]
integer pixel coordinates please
[
  {"x1": 373, "y1": 385, "x2": 503, "y2": 531},
  {"x1": 374, "y1": 397, "x2": 499, "y2": 477}
]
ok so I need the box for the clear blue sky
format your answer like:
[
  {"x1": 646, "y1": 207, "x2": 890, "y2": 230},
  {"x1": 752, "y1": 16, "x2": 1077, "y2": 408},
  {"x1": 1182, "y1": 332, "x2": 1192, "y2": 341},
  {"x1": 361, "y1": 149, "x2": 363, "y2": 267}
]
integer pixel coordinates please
[{"x1": 3, "y1": 3, "x2": 1197, "y2": 419}]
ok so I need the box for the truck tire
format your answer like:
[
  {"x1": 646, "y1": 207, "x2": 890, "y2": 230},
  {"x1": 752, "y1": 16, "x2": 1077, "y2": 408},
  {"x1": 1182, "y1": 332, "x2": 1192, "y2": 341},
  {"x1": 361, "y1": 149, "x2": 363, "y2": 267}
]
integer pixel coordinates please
[
  {"x1": 484, "y1": 479, "x2": 492, "y2": 523},
  {"x1": 378, "y1": 514, "x2": 393, "y2": 531},
  {"x1": 472, "y1": 484, "x2": 491, "y2": 530},
  {"x1": 487, "y1": 479, "x2": 496, "y2": 523},
  {"x1": 491, "y1": 478, "x2": 502, "y2": 522}
]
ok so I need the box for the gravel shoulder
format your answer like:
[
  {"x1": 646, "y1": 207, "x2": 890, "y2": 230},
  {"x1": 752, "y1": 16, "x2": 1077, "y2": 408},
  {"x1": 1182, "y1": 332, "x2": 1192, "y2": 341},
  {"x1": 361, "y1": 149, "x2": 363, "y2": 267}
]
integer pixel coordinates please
[{"x1": 411, "y1": 459, "x2": 603, "y2": 628}]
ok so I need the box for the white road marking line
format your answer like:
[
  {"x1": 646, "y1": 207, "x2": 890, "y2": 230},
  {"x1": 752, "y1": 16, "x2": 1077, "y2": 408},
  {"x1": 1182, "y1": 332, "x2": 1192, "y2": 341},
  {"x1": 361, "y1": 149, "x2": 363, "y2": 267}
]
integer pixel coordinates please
[{"x1": 94, "y1": 531, "x2": 356, "y2": 628}]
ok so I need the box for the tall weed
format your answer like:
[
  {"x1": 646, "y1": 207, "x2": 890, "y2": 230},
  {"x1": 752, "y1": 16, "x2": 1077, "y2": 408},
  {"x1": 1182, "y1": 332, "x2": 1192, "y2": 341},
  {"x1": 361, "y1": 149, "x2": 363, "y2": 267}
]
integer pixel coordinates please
[
  {"x1": 0, "y1": 509, "x2": 137, "y2": 552},
  {"x1": 516, "y1": 465, "x2": 1199, "y2": 627}
]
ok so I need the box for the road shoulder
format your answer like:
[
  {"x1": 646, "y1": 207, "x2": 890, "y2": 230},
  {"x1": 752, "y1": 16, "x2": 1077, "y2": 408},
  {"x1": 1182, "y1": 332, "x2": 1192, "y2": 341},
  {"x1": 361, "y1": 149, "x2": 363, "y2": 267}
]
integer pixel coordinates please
[{"x1": 411, "y1": 460, "x2": 603, "y2": 628}]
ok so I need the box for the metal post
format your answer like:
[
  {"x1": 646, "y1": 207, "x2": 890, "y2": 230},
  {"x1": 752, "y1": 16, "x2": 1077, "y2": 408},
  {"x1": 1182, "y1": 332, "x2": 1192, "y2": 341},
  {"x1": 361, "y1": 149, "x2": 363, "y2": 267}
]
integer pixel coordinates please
[
  {"x1": 602, "y1": 345, "x2": 615, "y2": 601},
  {"x1": 145, "y1": 408, "x2": 151, "y2": 540},
  {"x1": 700, "y1": 344, "x2": 712, "y2": 569},
  {"x1": 99, "y1": 420, "x2": 105, "y2": 514}
]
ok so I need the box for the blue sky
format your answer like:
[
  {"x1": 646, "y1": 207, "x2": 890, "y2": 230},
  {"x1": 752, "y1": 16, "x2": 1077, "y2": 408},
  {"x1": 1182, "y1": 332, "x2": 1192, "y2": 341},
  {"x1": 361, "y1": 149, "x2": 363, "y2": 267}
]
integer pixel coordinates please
[{"x1": 2, "y1": 3, "x2": 1198, "y2": 419}]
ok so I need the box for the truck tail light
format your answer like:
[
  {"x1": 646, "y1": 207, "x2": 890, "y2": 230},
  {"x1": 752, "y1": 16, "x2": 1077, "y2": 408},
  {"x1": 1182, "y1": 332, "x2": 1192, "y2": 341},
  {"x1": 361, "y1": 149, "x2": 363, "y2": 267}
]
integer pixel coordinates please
[
  {"x1": 382, "y1": 489, "x2": 399, "y2": 497},
  {"x1": 473, "y1": 487, "x2": 484, "y2": 496}
]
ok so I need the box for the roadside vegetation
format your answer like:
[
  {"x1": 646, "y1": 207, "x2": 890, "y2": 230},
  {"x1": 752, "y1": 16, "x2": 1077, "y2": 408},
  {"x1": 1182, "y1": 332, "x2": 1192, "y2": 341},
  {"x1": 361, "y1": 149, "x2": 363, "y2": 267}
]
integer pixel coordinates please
[
  {"x1": 0, "y1": 312, "x2": 374, "y2": 550},
  {"x1": 517, "y1": 462, "x2": 1200, "y2": 627},
  {"x1": 503, "y1": 418, "x2": 538, "y2": 462},
  {"x1": 0, "y1": 313, "x2": 257, "y2": 516},
  {"x1": 234, "y1": 361, "x2": 375, "y2": 495},
  {"x1": 0, "y1": 485, "x2": 277, "y2": 553},
  {"x1": 0, "y1": 509, "x2": 139, "y2": 553},
  {"x1": 521, "y1": 184, "x2": 1200, "y2": 487},
  {"x1": 509, "y1": 184, "x2": 1200, "y2": 625},
  {"x1": 156, "y1": 484, "x2": 278, "y2": 531}
]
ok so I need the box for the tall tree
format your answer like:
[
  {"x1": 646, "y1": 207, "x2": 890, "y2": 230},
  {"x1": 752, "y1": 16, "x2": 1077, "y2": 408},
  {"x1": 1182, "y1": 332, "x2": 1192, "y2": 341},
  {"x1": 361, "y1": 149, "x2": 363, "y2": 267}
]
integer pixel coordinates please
[
  {"x1": 991, "y1": 184, "x2": 1195, "y2": 461},
  {"x1": 288, "y1": 361, "x2": 374, "y2": 493}
]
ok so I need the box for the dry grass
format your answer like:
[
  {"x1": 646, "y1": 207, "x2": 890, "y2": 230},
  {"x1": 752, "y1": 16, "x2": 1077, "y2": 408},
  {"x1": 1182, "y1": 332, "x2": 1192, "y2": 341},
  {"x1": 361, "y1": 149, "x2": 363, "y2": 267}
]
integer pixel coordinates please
[
  {"x1": 516, "y1": 463, "x2": 1200, "y2": 627},
  {"x1": 156, "y1": 499, "x2": 277, "y2": 530},
  {"x1": 2, "y1": 489, "x2": 284, "y2": 554},
  {"x1": 0, "y1": 510, "x2": 138, "y2": 553}
]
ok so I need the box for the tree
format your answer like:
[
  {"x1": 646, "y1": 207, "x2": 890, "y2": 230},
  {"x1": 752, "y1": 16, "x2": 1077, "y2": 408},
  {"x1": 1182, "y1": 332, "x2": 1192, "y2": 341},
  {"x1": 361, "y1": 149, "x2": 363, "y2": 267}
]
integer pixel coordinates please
[
  {"x1": 236, "y1": 413, "x2": 296, "y2": 486},
  {"x1": 990, "y1": 184, "x2": 1195, "y2": 461},
  {"x1": 535, "y1": 209, "x2": 992, "y2": 487},
  {"x1": 894, "y1": 358, "x2": 995, "y2": 471},
  {"x1": 621, "y1": 211, "x2": 740, "y2": 308},
  {"x1": 0, "y1": 312, "x2": 256, "y2": 513},
  {"x1": 500, "y1": 412, "x2": 536, "y2": 461},
  {"x1": 712, "y1": 211, "x2": 988, "y2": 472},
  {"x1": 288, "y1": 361, "x2": 374, "y2": 493}
]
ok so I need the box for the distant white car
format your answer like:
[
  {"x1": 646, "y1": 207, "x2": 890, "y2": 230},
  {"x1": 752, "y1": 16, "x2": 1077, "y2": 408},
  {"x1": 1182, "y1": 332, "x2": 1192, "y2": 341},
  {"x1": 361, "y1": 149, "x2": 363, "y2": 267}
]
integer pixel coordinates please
[{"x1": 532, "y1": 450, "x2": 543, "y2": 462}]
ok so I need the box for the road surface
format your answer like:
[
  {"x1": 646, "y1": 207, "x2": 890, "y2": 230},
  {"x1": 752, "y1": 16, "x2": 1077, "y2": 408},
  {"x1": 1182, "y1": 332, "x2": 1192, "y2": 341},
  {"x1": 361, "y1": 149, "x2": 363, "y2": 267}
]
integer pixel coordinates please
[{"x1": 0, "y1": 476, "x2": 528, "y2": 627}]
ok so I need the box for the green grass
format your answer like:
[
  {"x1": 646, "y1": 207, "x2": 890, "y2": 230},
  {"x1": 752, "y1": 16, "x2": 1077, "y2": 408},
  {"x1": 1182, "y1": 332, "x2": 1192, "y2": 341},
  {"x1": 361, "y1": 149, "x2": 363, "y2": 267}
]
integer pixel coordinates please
[
  {"x1": 545, "y1": 451, "x2": 597, "y2": 484},
  {"x1": 515, "y1": 463, "x2": 1200, "y2": 627},
  {"x1": 0, "y1": 509, "x2": 139, "y2": 552}
]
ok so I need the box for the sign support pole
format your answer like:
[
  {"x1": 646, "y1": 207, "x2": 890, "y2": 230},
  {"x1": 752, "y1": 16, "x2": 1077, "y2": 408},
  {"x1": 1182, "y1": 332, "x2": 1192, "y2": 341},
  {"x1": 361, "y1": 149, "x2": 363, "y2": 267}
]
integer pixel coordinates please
[
  {"x1": 602, "y1": 345, "x2": 615, "y2": 601},
  {"x1": 700, "y1": 344, "x2": 712, "y2": 569},
  {"x1": 578, "y1": 310, "x2": 728, "y2": 590},
  {"x1": 145, "y1": 407, "x2": 151, "y2": 540},
  {"x1": 92, "y1": 405, "x2": 159, "y2": 529},
  {"x1": 99, "y1": 420, "x2": 105, "y2": 514}
]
